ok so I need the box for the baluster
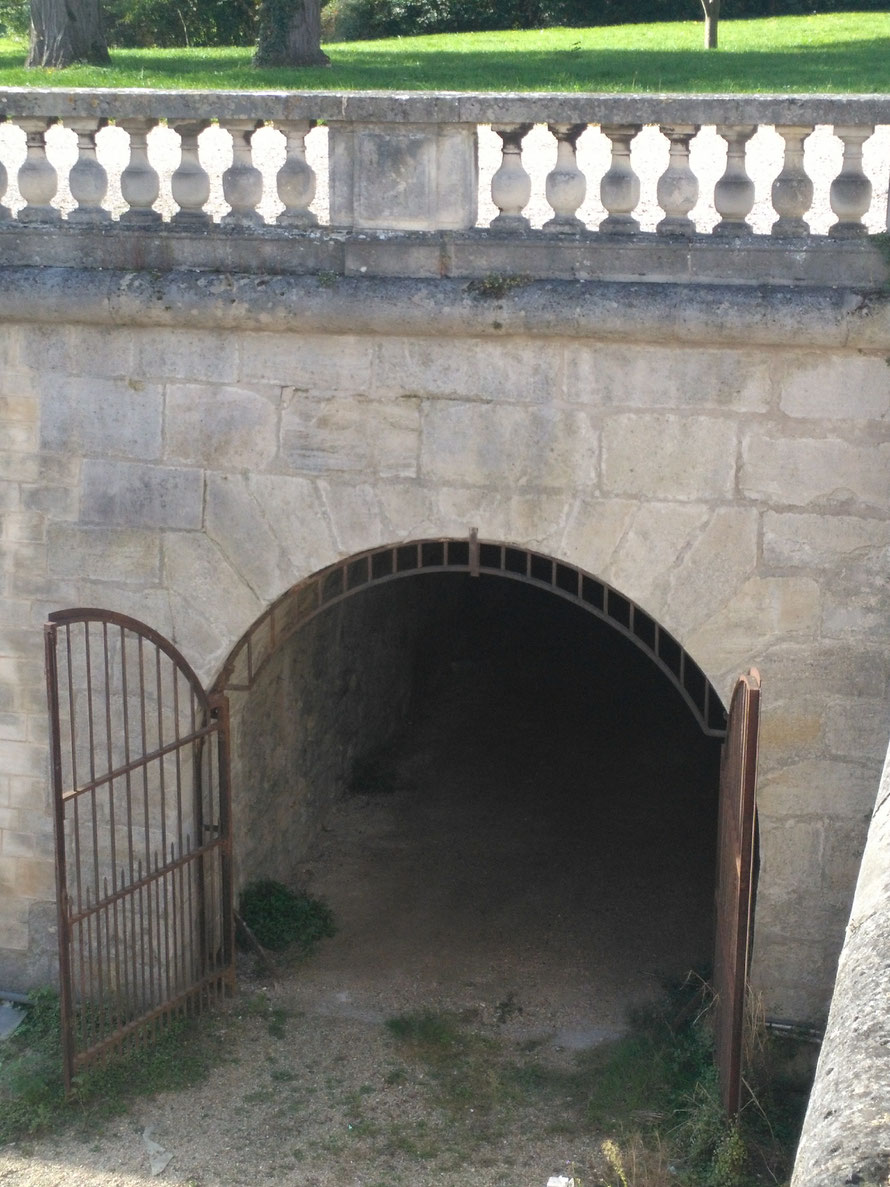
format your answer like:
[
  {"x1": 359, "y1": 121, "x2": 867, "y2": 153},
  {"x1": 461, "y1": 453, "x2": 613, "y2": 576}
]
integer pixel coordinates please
[
  {"x1": 829, "y1": 125, "x2": 873, "y2": 237},
  {"x1": 713, "y1": 124, "x2": 756, "y2": 235},
  {"x1": 490, "y1": 123, "x2": 532, "y2": 230},
  {"x1": 0, "y1": 116, "x2": 7, "y2": 219},
  {"x1": 599, "y1": 124, "x2": 641, "y2": 233},
  {"x1": 17, "y1": 118, "x2": 59, "y2": 223},
  {"x1": 771, "y1": 125, "x2": 814, "y2": 238},
  {"x1": 544, "y1": 123, "x2": 587, "y2": 232},
  {"x1": 656, "y1": 124, "x2": 699, "y2": 237},
  {"x1": 221, "y1": 119, "x2": 263, "y2": 226},
  {"x1": 66, "y1": 117, "x2": 109, "y2": 223},
  {"x1": 119, "y1": 118, "x2": 161, "y2": 224},
  {"x1": 170, "y1": 120, "x2": 211, "y2": 227},
  {"x1": 275, "y1": 120, "x2": 317, "y2": 227}
]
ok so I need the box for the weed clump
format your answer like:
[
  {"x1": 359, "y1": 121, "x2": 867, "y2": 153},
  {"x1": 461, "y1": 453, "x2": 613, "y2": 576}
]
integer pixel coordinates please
[
  {"x1": 586, "y1": 981, "x2": 810, "y2": 1187},
  {"x1": 238, "y1": 880, "x2": 336, "y2": 954},
  {"x1": 0, "y1": 988, "x2": 214, "y2": 1147}
]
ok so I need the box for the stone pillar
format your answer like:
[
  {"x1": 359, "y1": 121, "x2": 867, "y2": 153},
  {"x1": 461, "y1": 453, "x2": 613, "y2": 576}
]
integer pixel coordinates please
[
  {"x1": 65, "y1": 117, "x2": 109, "y2": 223},
  {"x1": 544, "y1": 123, "x2": 587, "y2": 233},
  {"x1": 171, "y1": 120, "x2": 211, "y2": 227},
  {"x1": 276, "y1": 120, "x2": 318, "y2": 227},
  {"x1": 656, "y1": 124, "x2": 699, "y2": 237},
  {"x1": 221, "y1": 119, "x2": 263, "y2": 227},
  {"x1": 490, "y1": 123, "x2": 533, "y2": 230},
  {"x1": 16, "y1": 118, "x2": 59, "y2": 223},
  {"x1": 713, "y1": 124, "x2": 756, "y2": 236},
  {"x1": 771, "y1": 125, "x2": 814, "y2": 238},
  {"x1": 119, "y1": 118, "x2": 161, "y2": 225},
  {"x1": 0, "y1": 144, "x2": 8, "y2": 219},
  {"x1": 599, "y1": 124, "x2": 641, "y2": 233},
  {"x1": 829, "y1": 125, "x2": 874, "y2": 237}
]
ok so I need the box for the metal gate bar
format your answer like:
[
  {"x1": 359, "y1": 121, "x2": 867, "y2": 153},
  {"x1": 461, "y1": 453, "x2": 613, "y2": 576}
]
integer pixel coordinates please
[
  {"x1": 45, "y1": 609, "x2": 234, "y2": 1091},
  {"x1": 713, "y1": 668, "x2": 761, "y2": 1116}
]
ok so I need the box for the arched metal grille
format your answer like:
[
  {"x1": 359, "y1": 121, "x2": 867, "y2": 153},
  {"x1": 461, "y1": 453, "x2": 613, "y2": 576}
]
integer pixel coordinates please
[
  {"x1": 45, "y1": 609, "x2": 234, "y2": 1091},
  {"x1": 215, "y1": 535, "x2": 726, "y2": 737}
]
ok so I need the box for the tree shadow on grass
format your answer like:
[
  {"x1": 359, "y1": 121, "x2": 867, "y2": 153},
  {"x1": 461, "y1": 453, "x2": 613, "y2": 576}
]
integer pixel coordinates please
[{"x1": 0, "y1": 35, "x2": 887, "y2": 92}]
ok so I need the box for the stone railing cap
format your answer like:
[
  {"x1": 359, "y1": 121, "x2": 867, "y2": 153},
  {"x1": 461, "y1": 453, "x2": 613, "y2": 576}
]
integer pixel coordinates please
[{"x1": 1, "y1": 87, "x2": 889, "y2": 126}]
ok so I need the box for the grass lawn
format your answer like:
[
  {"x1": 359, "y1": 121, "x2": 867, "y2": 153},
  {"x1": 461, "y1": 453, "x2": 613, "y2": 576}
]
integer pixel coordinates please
[{"x1": 0, "y1": 12, "x2": 887, "y2": 92}]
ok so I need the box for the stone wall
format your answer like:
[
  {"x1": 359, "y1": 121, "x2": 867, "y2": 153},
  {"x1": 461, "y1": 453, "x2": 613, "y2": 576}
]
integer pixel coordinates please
[
  {"x1": 0, "y1": 266, "x2": 888, "y2": 1020},
  {"x1": 790, "y1": 734, "x2": 890, "y2": 1187},
  {"x1": 230, "y1": 583, "x2": 424, "y2": 892}
]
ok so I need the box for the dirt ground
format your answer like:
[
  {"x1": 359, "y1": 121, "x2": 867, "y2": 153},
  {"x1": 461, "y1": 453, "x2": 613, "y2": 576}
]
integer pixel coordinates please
[{"x1": 1, "y1": 596, "x2": 721, "y2": 1187}]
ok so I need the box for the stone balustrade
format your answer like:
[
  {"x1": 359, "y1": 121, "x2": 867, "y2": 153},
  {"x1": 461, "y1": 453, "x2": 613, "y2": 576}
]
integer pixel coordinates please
[{"x1": 0, "y1": 89, "x2": 888, "y2": 283}]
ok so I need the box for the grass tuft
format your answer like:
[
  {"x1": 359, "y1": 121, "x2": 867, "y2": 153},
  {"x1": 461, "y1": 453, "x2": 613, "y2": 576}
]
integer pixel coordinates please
[
  {"x1": 238, "y1": 880, "x2": 336, "y2": 954},
  {"x1": 0, "y1": 988, "x2": 216, "y2": 1147}
]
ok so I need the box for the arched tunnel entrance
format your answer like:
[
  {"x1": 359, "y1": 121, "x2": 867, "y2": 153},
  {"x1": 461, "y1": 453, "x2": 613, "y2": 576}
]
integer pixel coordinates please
[{"x1": 220, "y1": 541, "x2": 726, "y2": 1042}]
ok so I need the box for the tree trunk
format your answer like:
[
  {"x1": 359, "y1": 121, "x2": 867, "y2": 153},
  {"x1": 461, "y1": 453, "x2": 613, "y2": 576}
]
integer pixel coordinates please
[
  {"x1": 254, "y1": 0, "x2": 330, "y2": 68},
  {"x1": 27, "y1": 0, "x2": 110, "y2": 67},
  {"x1": 699, "y1": 0, "x2": 719, "y2": 49}
]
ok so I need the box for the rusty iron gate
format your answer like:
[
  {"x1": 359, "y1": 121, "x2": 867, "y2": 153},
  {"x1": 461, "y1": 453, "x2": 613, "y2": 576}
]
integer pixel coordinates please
[
  {"x1": 713, "y1": 668, "x2": 761, "y2": 1117},
  {"x1": 45, "y1": 609, "x2": 234, "y2": 1091}
]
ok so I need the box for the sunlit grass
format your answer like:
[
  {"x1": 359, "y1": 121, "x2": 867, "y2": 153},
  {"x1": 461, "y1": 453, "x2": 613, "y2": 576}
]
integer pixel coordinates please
[{"x1": 0, "y1": 12, "x2": 888, "y2": 91}]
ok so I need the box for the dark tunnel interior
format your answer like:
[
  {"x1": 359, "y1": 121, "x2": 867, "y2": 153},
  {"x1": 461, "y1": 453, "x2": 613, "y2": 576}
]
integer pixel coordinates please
[{"x1": 248, "y1": 570, "x2": 726, "y2": 1040}]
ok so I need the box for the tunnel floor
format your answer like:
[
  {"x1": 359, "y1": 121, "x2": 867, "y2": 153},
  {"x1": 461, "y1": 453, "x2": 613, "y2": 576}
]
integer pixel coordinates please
[{"x1": 285, "y1": 601, "x2": 721, "y2": 1050}]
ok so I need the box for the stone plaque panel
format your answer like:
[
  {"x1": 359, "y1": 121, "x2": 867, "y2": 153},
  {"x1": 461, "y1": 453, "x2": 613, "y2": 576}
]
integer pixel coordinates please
[{"x1": 329, "y1": 121, "x2": 478, "y2": 231}]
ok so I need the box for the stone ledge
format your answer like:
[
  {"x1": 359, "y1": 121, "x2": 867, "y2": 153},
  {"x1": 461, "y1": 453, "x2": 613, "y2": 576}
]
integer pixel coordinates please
[
  {"x1": 0, "y1": 264, "x2": 887, "y2": 349},
  {"x1": 0, "y1": 224, "x2": 887, "y2": 291},
  {"x1": 2, "y1": 87, "x2": 890, "y2": 126}
]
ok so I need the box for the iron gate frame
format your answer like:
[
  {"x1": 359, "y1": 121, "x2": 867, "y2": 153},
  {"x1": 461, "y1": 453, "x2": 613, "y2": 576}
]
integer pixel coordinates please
[
  {"x1": 45, "y1": 608, "x2": 235, "y2": 1092},
  {"x1": 713, "y1": 668, "x2": 761, "y2": 1117}
]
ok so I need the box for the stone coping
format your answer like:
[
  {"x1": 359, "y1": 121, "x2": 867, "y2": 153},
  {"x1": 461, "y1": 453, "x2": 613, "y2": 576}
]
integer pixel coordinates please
[
  {"x1": 0, "y1": 265, "x2": 886, "y2": 349},
  {"x1": 1, "y1": 224, "x2": 887, "y2": 290},
  {"x1": 2, "y1": 87, "x2": 890, "y2": 125}
]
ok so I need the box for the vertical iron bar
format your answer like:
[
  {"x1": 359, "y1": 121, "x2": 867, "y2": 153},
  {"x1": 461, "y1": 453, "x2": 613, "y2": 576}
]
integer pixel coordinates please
[
  {"x1": 137, "y1": 857, "x2": 146, "y2": 1012},
  {"x1": 45, "y1": 624, "x2": 76, "y2": 1094},
  {"x1": 83, "y1": 885, "x2": 94, "y2": 1053},
  {"x1": 169, "y1": 842, "x2": 180, "y2": 1001},
  {"x1": 153, "y1": 851, "x2": 164, "y2": 1011},
  {"x1": 65, "y1": 624, "x2": 78, "y2": 794},
  {"x1": 155, "y1": 650, "x2": 169, "y2": 868},
  {"x1": 213, "y1": 694, "x2": 235, "y2": 985},
  {"x1": 118, "y1": 863, "x2": 130, "y2": 1024},
  {"x1": 100, "y1": 623, "x2": 122, "y2": 1035},
  {"x1": 83, "y1": 623, "x2": 106, "y2": 1042},
  {"x1": 102, "y1": 877, "x2": 112, "y2": 1042},
  {"x1": 191, "y1": 683, "x2": 208, "y2": 977},
  {"x1": 154, "y1": 652, "x2": 172, "y2": 1003},
  {"x1": 65, "y1": 626, "x2": 84, "y2": 925},
  {"x1": 137, "y1": 636, "x2": 156, "y2": 1009},
  {"x1": 185, "y1": 831, "x2": 196, "y2": 998},
  {"x1": 172, "y1": 667, "x2": 185, "y2": 855},
  {"x1": 118, "y1": 625, "x2": 140, "y2": 1010}
]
